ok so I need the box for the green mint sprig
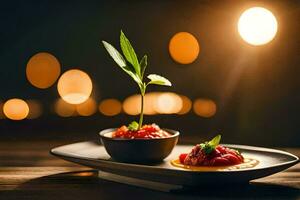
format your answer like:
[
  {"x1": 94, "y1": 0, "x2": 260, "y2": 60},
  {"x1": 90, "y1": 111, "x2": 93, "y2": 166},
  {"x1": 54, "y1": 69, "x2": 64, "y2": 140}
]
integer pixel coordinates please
[
  {"x1": 128, "y1": 121, "x2": 139, "y2": 131},
  {"x1": 102, "y1": 30, "x2": 172, "y2": 130},
  {"x1": 199, "y1": 134, "x2": 221, "y2": 154}
]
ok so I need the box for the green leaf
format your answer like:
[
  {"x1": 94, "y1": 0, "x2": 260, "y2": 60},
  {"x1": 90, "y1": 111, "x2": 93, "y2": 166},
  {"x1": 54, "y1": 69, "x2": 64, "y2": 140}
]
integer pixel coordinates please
[
  {"x1": 147, "y1": 74, "x2": 172, "y2": 86},
  {"x1": 140, "y1": 55, "x2": 147, "y2": 78},
  {"x1": 200, "y1": 134, "x2": 221, "y2": 155},
  {"x1": 102, "y1": 41, "x2": 126, "y2": 67},
  {"x1": 124, "y1": 66, "x2": 143, "y2": 85},
  {"x1": 128, "y1": 121, "x2": 139, "y2": 131},
  {"x1": 208, "y1": 134, "x2": 221, "y2": 148},
  {"x1": 120, "y1": 31, "x2": 141, "y2": 77},
  {"x1": 102, "y1": 41, "x2": 142, "y2": 85}
]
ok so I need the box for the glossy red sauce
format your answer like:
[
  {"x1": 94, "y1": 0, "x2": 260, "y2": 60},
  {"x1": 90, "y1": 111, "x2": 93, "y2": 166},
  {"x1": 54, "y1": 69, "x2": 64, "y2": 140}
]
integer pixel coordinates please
[
  {"x1": 179, "y1": 145, "x2": 244, "y2": 166},
  {"x1": 112, "y1": 124, "x2": 172, "y2": 139}
]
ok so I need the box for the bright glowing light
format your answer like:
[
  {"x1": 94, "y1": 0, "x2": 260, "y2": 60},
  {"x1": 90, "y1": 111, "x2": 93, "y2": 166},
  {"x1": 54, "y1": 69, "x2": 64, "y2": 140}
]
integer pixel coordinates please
[
  {"x1": 155, "y1": 92, "x2": 183, "y2": 114},
  {"x1": 238, "y1": 7, "x2": 278, "y2": 46},
  {"x1": 144, "y1": 92, "x2": 161, "y2": 115},
  {"x1": 123, "y1": 92, "x2": 184, "y2": 115},
  {"x1": 26, "y1": 52, "x2": 61, "y2": 89},
  {"x1": 193, "y1": 98, "x2": 217, "y2": 118},
  {"x1": 123, "y1": 95, "x2": 140, "y2": 115},
  {"x1": 57, "y1": 69, "x2": 93, "y2": 104},
  {"x1": 123, "y1": 93, "x2": 161, "y2": 116},
  {"x1": 3, "y1": 98, "x2": 29, "y2": 120},
  {"x1": 178, "y1": 95, "x2": 192, "y2": 115},
  {"x1": 76, "y1": 98, "x2": 97, "y2": 116},
  {"x1": 26, "y1": 100, "x2": 42, "y2": 119},
  {"x1": 99, "y1": 99, "x2": 122, "y2": 116},
  {"x1": 169, "y1": 32, "x2": 200, "y2": 64},
  {"x1": 54, "y1": 98, "x2": 76, "y2": 117}
]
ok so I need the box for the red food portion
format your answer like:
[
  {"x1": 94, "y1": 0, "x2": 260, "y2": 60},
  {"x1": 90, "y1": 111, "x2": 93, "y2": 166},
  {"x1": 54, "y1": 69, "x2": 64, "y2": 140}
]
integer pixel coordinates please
[
  {"x1": 179, "y1": 153, "x2": 188, "y2": 164},
  {"x1": 179, "y1": 145, "x2": 244, "y2": 166},
  {"x1": 112, "y1": 124, "x2": 172, "y2": 139}
]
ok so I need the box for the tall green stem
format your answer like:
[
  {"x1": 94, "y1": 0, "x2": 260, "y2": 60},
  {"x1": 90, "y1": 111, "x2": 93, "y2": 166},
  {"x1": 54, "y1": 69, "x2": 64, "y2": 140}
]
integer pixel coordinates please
[{"x1": 138, "y1": 84, "x2": 146, "y2": 129}]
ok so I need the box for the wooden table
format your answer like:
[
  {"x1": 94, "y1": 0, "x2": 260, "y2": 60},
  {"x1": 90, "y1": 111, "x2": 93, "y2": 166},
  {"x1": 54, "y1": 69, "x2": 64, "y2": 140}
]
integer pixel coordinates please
[{"x1": 0, "y1": 140, "x2": 299, "y2": 200}]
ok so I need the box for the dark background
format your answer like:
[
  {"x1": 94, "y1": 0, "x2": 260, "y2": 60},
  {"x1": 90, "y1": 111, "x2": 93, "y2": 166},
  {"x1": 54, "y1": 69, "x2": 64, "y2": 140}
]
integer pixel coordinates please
[{"x1": 0, "y1": 0, "x2": 299, "y2": 146}]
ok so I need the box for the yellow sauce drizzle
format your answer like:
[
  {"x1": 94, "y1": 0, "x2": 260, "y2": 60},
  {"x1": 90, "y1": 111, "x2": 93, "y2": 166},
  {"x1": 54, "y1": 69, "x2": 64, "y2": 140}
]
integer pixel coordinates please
[{"x1": 171, "y1": 158, "x2": 259, "y2": 171}]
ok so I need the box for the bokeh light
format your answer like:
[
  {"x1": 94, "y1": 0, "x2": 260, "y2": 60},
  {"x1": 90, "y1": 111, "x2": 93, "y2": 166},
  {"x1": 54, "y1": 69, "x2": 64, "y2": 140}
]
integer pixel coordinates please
[
  {"x1": 123, "y1": 92, "x2": 184, "y2": 115},
  {"x1": 193, "y1": 98, "x2": 217, "y2": 118},
  {"x1": 57, "y1": 69, "x2": 93, "y2": 104},
  {"x1": 122, "y1": 94, "x2": 140, "y2": 115},
  {"x1": 123, "y1": 93, "x2": 161, "y2": 115},
  {"x1": 238, "y1": 7, "x2": 278, "y2": 46},
  {"x1": 169, "y1": 32, "x2": 200, "y2": 64},
  {"x1": 99, "y1": 99, "x2": 122, "y2": 116},
  {"x1": 76, "y1": 98, "x2": 97, "y2": 116},
  {"x1": 26, "y1": 52, "x2": 61, "y2": 89},
  {"x1": 144, "y1": 92, "x2": 163, "y2": 115},
  {"x1": 155, "y1": 92, "x2": 183, "y2": 114},
  {"x1": 54, "y1": 98, "x2": 76, "y2": 117},
  {"x1": 178, "y1": 95, "x2": 192, "y2": 115},
  {"x1": 3, "y1": 98, "x2": 29, "y2": 120},
  {"x1": 26, "y1": 100, "x2": 42, "y2": 119}
]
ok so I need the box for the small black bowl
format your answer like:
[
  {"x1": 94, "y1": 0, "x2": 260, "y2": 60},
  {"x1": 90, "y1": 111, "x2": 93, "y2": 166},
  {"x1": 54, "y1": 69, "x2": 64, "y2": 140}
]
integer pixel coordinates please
[{"x1": 99, "y1": 128, "x2": 179, "y2": 164}]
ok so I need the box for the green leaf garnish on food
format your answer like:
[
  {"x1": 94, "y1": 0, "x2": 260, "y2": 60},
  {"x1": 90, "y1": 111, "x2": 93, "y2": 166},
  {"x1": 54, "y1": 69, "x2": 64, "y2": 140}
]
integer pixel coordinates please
[
  {"x1": 200, "y1": 134, "x2": 221, "y2": 155},
  {"x1": 128, "y1": 121, "x2": 139, "y2": 131},
  {"x1": 102, "y1": 30, "x2": 172, "y2": 130},
  {"x1": 208, "y1": 134, "x2": 221, "y2": 147}
]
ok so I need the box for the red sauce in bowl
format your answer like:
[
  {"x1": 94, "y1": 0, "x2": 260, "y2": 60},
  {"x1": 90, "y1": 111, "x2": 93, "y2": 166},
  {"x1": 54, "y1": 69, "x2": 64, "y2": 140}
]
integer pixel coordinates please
[{"x1": 112, "y1": 124, "x2": 172, "y2": 139}]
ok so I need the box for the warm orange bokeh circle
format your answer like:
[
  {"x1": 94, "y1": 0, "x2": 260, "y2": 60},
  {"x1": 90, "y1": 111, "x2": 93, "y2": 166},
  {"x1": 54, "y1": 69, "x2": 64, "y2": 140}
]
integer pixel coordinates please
[
  {"x1": 57, "y1": 69, "x2": 93, "y2": 105},
  {"x1": 169, "y1": 32, "x2": 200, "y2": 64},
  {"x1": 3, "y1": 98, "x2": 29, "y2": 120},
  {"x1": 26, "y1": 52, "x2": 61, "y2": 89},
  {"x1": 99, "y1": 99, "x2": 122, "y2": 116},
  {"x1": 193, "y1": 98, "x2": 216, "y2": 118}
]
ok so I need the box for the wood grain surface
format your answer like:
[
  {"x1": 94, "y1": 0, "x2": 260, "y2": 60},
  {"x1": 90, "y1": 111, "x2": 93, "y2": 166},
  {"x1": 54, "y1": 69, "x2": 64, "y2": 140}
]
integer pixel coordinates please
[{"x1": 0, "y1": 141, "x2": 299, "y2": 200}]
